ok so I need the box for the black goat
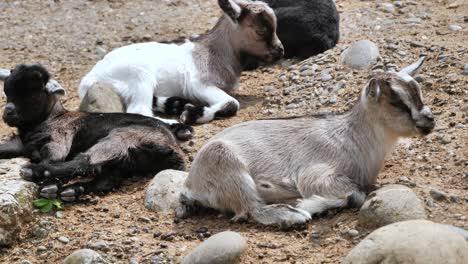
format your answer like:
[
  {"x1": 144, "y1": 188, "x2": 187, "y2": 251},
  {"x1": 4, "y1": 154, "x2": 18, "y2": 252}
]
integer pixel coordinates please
[
  {"x1": 242, "y1": 0, "x2": 340, "y2": 69},
  {"x1": 0, "y1": 64, "x2": 192, "y2": 201}
]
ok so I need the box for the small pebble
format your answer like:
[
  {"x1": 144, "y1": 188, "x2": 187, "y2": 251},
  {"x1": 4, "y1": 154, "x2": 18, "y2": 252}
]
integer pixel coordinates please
[
  {"x1": 430, "y1": 188, "x2": 448, "y2": 201},
  {"x1": 448, "y1": 25, "x2": 462, "y2": 31},
  {"x1": 347, "y1": 229, "x2": 359, "y2": 237},
  {"x1": 58, "y1": 236, "x2": 70, "y2": 244}
]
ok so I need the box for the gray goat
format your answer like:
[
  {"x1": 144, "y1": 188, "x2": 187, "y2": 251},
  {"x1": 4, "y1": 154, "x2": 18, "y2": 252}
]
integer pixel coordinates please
[{"x1": 176, "y1": 57, "x2": 435, "y2": 228}]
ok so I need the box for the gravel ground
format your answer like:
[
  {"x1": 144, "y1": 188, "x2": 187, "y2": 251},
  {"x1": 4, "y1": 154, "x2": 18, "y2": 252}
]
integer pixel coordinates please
[{"x1": 0, "y1": 0, "x2": 467, "y2": 263}]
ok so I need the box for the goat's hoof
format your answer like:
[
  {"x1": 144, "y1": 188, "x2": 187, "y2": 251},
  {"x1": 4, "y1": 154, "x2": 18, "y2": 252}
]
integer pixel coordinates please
[
  {"x1": 61, "y1": 196, "x2": 76, "y2": 202},
  {"x1": 170, "y1": 123, "x2": 194, "y2": 141},
  {"x1": 41, "y1": 184, "x2": 58, "y2": 194},
  {"x1": 40, "y1": 192, "x2": 57, "y2": 199},
  {"x1": 20, "y1": 168, "x2": 33, "y2": 181},
  {"x1": 176, "y1": 129, "x2": 192, "y2": 141},
  {"x1": 180, "y1": 105, "x2": 204, "y2": 125},
  {"x1": 60, "y1": 188, "x2": 76, "y2": 197}
]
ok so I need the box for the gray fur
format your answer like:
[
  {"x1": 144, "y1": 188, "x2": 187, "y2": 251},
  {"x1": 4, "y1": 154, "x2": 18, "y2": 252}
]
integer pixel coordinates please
[{"x1": 178, "y1": 58, "x2": 435, "y2": 228}]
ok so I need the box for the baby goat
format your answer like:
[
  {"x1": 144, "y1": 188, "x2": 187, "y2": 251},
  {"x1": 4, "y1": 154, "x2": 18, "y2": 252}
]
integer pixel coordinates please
[
  {"x1": 78, "y1": 0, "x2": 284, "y2": 125},
  {"x1": 243, "y1": 0, "x2": 340, "y2": 69},
  {"x1": 176, "y1": 57, "x2": 435, "y2": 228},
  {"x1": 0, "y1": 64, "x2": 191, "y2": 202}
]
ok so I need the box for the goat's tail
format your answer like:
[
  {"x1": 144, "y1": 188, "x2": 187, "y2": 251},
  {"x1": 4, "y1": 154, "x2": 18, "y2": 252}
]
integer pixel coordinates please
[
  {"x1": 78, "y1": 74, "x2": 98, "y2": 99},
  {"x1": 0, "y1": 68, "x2": 10, "y2": 80}
]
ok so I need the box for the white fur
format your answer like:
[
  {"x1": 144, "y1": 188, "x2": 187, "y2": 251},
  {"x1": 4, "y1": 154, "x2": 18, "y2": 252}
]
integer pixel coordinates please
[{"x1": 79, "y1": 42, "x2": 201, "y2": 117}]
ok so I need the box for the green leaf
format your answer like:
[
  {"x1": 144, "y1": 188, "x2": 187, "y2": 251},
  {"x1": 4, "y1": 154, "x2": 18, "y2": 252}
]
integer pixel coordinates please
[
  {"x1": 33, "y1": 198, "x2": 50, "y2": 208},
  {"x1": 51, "y1": 199, "x2": 63, "y2": 210},
  {"x1": 39, "y1": 202, "x2": 53, "y2": 213}
]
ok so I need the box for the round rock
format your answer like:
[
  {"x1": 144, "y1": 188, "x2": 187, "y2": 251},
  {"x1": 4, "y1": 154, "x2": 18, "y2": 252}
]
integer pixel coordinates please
[
  {"x1": 359, "y1": 184, "x2": 426, "y2": 228},
  {"x1": 144, "y1": 169, "x2": 187, "y2": 212},
  {"x1": 79, "y1": 82, "x2": 125, "y2": 113},
  {"x1": 343, "y1": 220, "x2": 468, "y2": 264},
  {"x1": 341, "y1": 40, "x2": 380, "y2": 70},
  {"x1": 63, "y1": 249, "x2": 105, "y2": 264},
  {"x1": 182, "y1": 231, "x2": 247, "y2": 264}
]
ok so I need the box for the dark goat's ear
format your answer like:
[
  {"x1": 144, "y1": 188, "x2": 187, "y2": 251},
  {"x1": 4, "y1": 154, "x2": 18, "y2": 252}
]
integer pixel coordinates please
[
  {"x1": 366, "y1": 78, "x2": 381, "y2": 100},
  {"x1": 218, "y1": 0, "x2": 242, "y2": 22},
  {"x1": 46, "y1": 80, "x2": 66, "y2": 96}
]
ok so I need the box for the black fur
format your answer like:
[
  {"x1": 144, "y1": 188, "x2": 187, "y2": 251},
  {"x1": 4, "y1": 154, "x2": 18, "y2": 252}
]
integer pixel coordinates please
[
  {"x1": 1, "y1": 64, "x2": 189, "y2": 201},
  {"x1": 243, "y1": 0, "x2": 340, "y2": 70},
  {"x1": 182, "y1": 105, "x2": 205, "y2": 125},
  {"x1": 214, "y1": 101, "x2": 239, "y2": 118}
]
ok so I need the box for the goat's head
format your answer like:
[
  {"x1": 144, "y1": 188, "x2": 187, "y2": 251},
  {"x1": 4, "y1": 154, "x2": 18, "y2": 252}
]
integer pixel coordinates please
[
  {"x1": 2, "y1": 64, "x2": 65, "y2": 129},
  {"x1": 362, "y1": 56, "x2": 435, "y2": 137},
  {"x1": 218, "y1": 0, "x2": 284, "y2": 62}
]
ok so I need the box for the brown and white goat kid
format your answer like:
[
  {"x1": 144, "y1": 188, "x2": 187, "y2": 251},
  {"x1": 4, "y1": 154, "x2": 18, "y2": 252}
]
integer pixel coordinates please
[
  {"x1": 176, "y1": 57, "x2": 435, "y2": 228},
  {"x1": 0, "y1": 64, "x2": 190, "y2": 202},
  {"x1": 78, "y1": 0, "x2": 284, "y2": 125}
]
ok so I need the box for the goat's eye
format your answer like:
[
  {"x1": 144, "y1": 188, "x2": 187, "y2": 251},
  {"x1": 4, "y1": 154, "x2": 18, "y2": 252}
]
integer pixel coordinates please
[{"x1": 256, "y1": 29, "x2": 267, "y2": 37}]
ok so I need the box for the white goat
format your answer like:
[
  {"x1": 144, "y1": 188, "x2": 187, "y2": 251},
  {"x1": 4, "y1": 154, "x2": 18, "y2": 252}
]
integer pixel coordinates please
[
  {"x1": 176, "y1": 57, "x2": 435, "y2": 228},
  {"x1": 78, "y1": 0, "x2": 284, "y2": 125}
]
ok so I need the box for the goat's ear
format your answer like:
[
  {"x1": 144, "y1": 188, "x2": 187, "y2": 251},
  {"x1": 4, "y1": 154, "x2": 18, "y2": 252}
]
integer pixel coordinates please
[
  {"x1": 0, "y1": 69, "x2": 10, "y2": 81},
  {"x1": 398, "y1": 56, "x2": 425, "y2": 77},
  {"x1": 46, "y1": 79, "x2": 66, "y2": 96},
  {"x1": 365, "y1": 78, "x2": 381, "y2": 100},
  {"x1": 218, "y1": 0, "x2": 242, "y2": 22}
]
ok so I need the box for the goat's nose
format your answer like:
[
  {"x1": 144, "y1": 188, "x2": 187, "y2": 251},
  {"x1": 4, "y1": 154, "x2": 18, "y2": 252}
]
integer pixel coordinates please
[{"x1": 4, "y1": 103, "x2": 15, "y2": 115}]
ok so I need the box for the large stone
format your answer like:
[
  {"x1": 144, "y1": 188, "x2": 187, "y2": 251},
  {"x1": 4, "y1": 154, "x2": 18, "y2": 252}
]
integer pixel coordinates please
[
  {"x1": 0, "y1": 158, "x2": 38, "y2": 247},
  {"x1": 359, "y1": 184, "x2": 426, "y2": 228},
  {"x1": 145, "y1": 169, "x2": 187, "y2": 212},
  {"x1": 182, "y1": 231, "x2": 247, "y2": 264},
  {"x1": 63, "y1": 249, "x2": 105, "y2": 264},
  {"x1": 343, "y1": 220, "x2": 468, "y2": 264},
  {"x1": 341, "y1": 40, "x2": 380, "y2": 70},
  {"x1": 79, "y1": 82, "x2": 125, "y2": 113}
]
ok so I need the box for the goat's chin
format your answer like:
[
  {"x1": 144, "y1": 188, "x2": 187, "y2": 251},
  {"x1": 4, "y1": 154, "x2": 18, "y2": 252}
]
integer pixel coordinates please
[{"x1": 3, "y1": 116, "x2": 23, "y2": 128}]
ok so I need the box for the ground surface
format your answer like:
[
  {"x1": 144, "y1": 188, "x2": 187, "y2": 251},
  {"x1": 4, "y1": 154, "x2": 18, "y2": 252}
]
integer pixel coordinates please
[{"x1": 0, "y1": 0, "x2": 467, "y2": 263}]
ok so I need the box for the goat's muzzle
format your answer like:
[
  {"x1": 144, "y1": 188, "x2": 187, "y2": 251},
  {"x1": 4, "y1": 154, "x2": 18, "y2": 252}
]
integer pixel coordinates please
[
  {"x1": 415, "y1": 106, "x2": 435, "y2": 135},
  {"x1": 2, "y1": 103, "x2": 21, "y2": 127},
  {"x1": 270, "y1": 45, "x2": 284, "y2": 62}
]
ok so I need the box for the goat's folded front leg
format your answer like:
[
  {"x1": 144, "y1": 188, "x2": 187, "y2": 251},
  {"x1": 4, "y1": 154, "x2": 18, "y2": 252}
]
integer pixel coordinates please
[
  {"x1": 0, "y1": 136, "x2": 24, "y2": 159},
  {"x1": 179, "y1": 86, "x2": 240, "y2": 124},
  {"x1": 20, "y1": 155, "x2": 96, "y2": 185}
]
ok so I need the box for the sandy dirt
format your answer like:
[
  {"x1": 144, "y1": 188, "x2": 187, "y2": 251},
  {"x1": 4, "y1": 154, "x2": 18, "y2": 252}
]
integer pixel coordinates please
[{"x1": 0, "y1": 0, "x2": 467, "y2": 263}]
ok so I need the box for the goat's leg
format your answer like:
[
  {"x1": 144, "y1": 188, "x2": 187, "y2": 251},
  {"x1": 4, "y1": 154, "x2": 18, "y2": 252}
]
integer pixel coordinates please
[
  {"x1": 0, "y1": 136, "x2": 24, "y2": 159},
  {"x1": 153, "y1": 96, "x2": 192, "y2": 116},
  {"x1": 296, "y1": 174, "x2": 366, "y2": 216},
  {"x1": 176, "y1": 140, "x2": 310, "y2": 228},
  {"x1": 179, "y1": 87, "x2": 240, "y2": 124}
]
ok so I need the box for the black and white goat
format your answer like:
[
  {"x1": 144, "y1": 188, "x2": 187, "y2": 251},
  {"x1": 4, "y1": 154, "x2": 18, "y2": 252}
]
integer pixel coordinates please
[
  {"x1": 0, "y1": 64, "x2": 191, "y2": 201},
  {"x1": 78, "y1": 0, "x2": 284, "y2": 125},
  {"x1": 176, "y1": 57, "x2": 435, "y2": 228}
]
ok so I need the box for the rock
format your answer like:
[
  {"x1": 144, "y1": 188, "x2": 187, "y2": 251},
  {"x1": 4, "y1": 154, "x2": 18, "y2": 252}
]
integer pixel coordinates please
[
  {"x1": 144, "y1": 170, "x2": 187, "y2": 212},
  {"x1": 430, "y1": 188, "x2": 448, "y2": 201},
  {"x1": 63, "y1": 249, "x2": 105, "y2": 264},
  {"x1": 320, "y1": 70, "x2": 333, "y2": 81},
  {"x1": 0, "y1": 158, "x2": 38, "y2": 247},
  {"x1": 359, "y1": 184, "x2": 426, "y2": 228},
  {"x1": 343, "y1": 220, "x2": 468, "y2": 264},
  {"x1": 182, "y1": 231, "x2": 247, "y2": 264},
  {"x1": 378, "y1": 3, "x2": 395, "y2": 13},
  {"x1": 79, "y1": 82, "x2": 125, "y2": 113},
  {"x1": 88, "y1": 240, "x2": 108, "y2": 251},
  {"x1": 463, "y1": 64, "x2": 468, "y2": 75},
  {"x1": 448, "y1": 25, "x2": 462, "y2": 31},
  {"x1": 347, "y1": 229, "x2": 359, "y2": 237},
  {"x1": 58, "y1": 236, "x2": 70, "y2": 244},
  {"x1": 341, "y1": 40, "x2": 380, "y2": 70}
]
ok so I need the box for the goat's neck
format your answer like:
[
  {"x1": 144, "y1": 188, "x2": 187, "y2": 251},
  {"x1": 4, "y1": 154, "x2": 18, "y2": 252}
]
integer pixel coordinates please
[
  {"x1": 339, "y1": 103, "x2": 399, "y2": 186},
  {"x1": 18, "y1": 99, "x2": 67, "y2": 137},
  {"x1": 195, "y1": 16, "x2": 242, "y2": 88}
]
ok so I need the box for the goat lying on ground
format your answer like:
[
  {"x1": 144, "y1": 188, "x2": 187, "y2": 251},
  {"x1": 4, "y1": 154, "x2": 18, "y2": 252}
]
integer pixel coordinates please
[
  {"x1": 0, "y1": 64, "x2": 191, "y2": 202},
  {"x1": 78, "y1": 0, "x2": 284, "y2": 125},
  {"x1": 176, "y1": 57, "x2": 435, "y2": 228},
  {"x1": 242, "y1": 0, "x2": 340, "y2": 70}
]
